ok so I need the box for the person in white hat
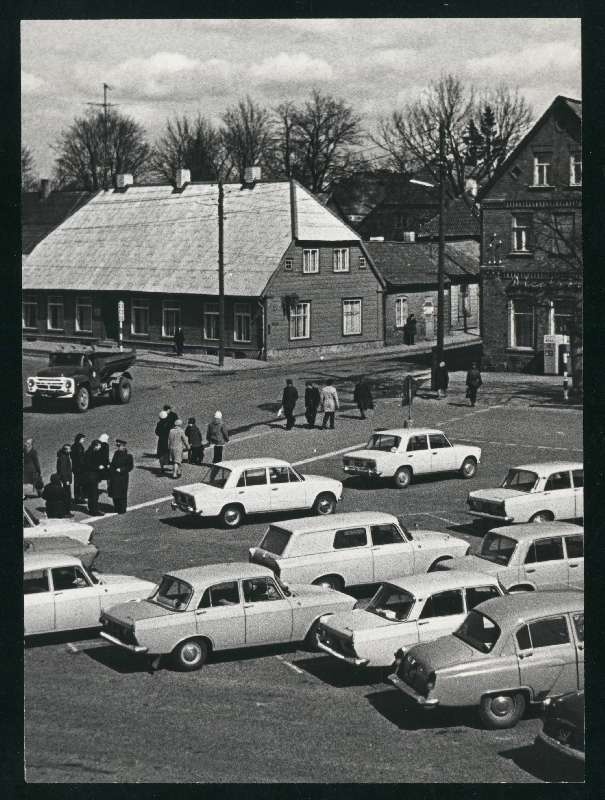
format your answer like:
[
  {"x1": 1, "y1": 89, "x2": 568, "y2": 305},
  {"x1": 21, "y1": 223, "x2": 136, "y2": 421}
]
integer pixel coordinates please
[
  {"x1": 167, "y1": 419, "x2": 189, "y2": 478},
  {"x1": 155, "y1": 410, "x2": 170, "y2": 473},
  {"x1": 206, "y1": 411, "x2": 229, "y2": 463},
  {"x1": 97, "y1": 433, "x2": 110, "y2": 491}
]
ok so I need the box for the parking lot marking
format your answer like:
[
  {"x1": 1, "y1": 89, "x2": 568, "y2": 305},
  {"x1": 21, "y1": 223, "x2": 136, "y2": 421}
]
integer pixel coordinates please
[
  {"x1": 293, "y1": 443, "x2": 366, "y2": 466},
  {"x1": 456, "y1": 437, "x2": 582, "y2": 453},
  {"x1": 66, "y1": 643, "x2": 79, "y2": 653},
  {"x1": 427, "y1": 514, "x2": 459, "y2": 525},
  {"x1": 274, "y1": 655, "x2": 304, "y2": 675}
]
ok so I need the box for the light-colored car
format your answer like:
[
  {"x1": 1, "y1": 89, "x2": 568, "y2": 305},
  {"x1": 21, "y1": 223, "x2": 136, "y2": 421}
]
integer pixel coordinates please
[
  {"x1": 248, "y1": 512, "x2": 471, "y2": 592},
  {"x1": 317, "y1": 571, "x2": 504, "y2": 668},
  {"x1": 343, "y1": 428, "x2": 482, "y2": 488},
  {"x1": 24, "y1": 553, "x2": 156, "y2": 636},
  {"x1": 99, "y1": 562, "x2": 357, "y2": 671},
  {"x1": 171, "y1": 458, "x2": 343, "y2": 528},
  {"x1": 24, "y1": 505, "x2": 93, "y2": 545},
  {"x1": 467, "y1": 461, "x2": 583, "y2": 523},
  {"x1": 440, "y1": 522, "x2": 583, "y2": 592},
  {"x1": 388, "y1": 591, "x2": 584, "y2": 729},
  {"x1": 24, "y1": 535, "x2": 99, "y2": 570}
]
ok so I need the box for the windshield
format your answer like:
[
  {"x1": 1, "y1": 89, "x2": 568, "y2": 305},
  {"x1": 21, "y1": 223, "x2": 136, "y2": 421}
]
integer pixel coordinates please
[
  {"x1": 50, "y1": 354, "x2": 84, "y2": 367},
  {"x1": 23, "y1": 509, "x2": 39, "y2": 527},
  {"x1": 151, "y1": 576, "x2": 194, "y2": 611},
  {"x1": 259, "y1": 525, "x2": 291, "y2": 556},
  {"x1": 367, "y1": 433, "x2": 401, "y2": 452},
  {"x1": 367, "y1": 584, "x2": 415, "y2": 621},
  {"x1": 395, "y1": 515, "x2": 412, "y2": 540},
  {"x1": 197, "y1": 464, "x2": 231, "y2": 489},
  {"x1": 454, "y1": 610, "x2": 501, "y2": 653},
  {"x1": 477, "y1": 532, "x2": 517, "y2": 565},
  {"x1": 500, "y1": 469, "x2": 538, "y2": 492}
]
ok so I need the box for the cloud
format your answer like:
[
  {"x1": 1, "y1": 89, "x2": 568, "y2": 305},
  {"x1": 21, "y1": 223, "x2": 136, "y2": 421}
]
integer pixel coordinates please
[
  {"x1": 248, "y1": 52, "x2": 334, "y2": 84},
  {"x1": 21, "y1": 70, "x2": 46, "y2": 94},
  {"x1": 466, "y1": 41, "x2": 580, "y2": 81}
]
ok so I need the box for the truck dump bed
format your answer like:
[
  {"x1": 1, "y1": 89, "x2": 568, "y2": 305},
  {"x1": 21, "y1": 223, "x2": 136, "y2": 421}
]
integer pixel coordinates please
[{"x1": 91, "y1": 350, "x2": 136, "y2": 378}]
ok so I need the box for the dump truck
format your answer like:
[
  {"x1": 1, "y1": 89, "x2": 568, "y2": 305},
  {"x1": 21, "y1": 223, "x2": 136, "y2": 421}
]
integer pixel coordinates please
[{"x1": 26, "y1": 343, "x2": 136, "y2": 413}]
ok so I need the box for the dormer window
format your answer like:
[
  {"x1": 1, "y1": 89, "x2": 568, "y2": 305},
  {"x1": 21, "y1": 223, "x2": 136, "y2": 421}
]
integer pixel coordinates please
[
  {"x1": 533, "y1": 153, "x2": 551, "y2": 186},
  {"x1": 570, "y1": 153, "x2": 582, "y2": 186}
]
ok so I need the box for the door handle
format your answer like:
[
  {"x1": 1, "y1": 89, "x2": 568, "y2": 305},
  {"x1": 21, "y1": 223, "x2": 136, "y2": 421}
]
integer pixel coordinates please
[
  {"x1": 417, "y1": 620, "x2": 429, "y2": 626},
  {"x1": 244, "y1": 603, "x2": 253, "y2": 609},
  {"x1": 526, "y1": 568, "x2": 536, "y2": 573},
  {"x1": 431, "y1": 452, "x2": 437, "y2": 455},
  {"x1": 519, "y1": 651, "x2": 533, "y2": 659},
  {"x1": 408, "y1": 455, "x2": 413, "y2": 458},
  {"x1": 271, "y1": 488, "x2": 279, "y2": 492},
  {"x1": 372, "y1": 546, "x2": 382, "y2": 551},
  {"x1": 54, "y1": 592, "x2": 63, "y2": 597},
  {"x1": 196, "y1": 610, "x2": 206, "y2": 615},
  {"x1": 570, "y1": 564, "x2": 579, "y2": 568},
  {"x1": 238, "y1": 490, "x2": 245, "y2": 494}
]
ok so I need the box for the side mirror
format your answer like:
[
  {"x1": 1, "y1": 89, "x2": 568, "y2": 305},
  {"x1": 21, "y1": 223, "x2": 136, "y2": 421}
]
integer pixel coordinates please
[{"x1": 390, "y1": 447, "x2": 397, "y2": 453}]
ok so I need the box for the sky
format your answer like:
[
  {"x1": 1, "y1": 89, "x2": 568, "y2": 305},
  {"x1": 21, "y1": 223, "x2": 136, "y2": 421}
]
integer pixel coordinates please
[{"x1": 21, "y1": 18, "x2": 581, "y2": 180}]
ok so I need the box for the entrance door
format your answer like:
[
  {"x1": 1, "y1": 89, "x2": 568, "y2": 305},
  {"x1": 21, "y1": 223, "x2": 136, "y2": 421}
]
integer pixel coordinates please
[
  {"x1": 405, "y1": 434, "x2": 432, "y2": 475},
  {"x1": 242, "y1": 577, "x2": 292, "y2": 645}
]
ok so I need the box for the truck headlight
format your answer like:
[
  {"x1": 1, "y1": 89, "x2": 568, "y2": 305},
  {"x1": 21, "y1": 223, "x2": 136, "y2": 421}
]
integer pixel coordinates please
[
  {"x1": 26, "y1": 378, "x2": 36, "y2": 391},
  {"x1": 65, "y1": 378, "x2": 75, "y2": 390}
]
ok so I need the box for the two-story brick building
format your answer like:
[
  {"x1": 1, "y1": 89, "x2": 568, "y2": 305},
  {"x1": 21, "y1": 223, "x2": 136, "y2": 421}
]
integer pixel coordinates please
[{"x1": 479, "y1": 95, "x2": 581, "y2": 372}]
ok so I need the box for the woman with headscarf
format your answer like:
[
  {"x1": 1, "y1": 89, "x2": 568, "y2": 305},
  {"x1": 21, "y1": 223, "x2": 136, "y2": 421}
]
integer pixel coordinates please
[
  {"x1": 167, "y1": 419, "x2": 189, "y2": 478},
  {"x1": 206, "y1": 411, "x2": 229, "y2": 463},
  {"x1": 42, "y1": 473, "x2": 71, "y2": 519},
  {"x1": 155, "y1": 410, "x2": 171, "y2": 474}
]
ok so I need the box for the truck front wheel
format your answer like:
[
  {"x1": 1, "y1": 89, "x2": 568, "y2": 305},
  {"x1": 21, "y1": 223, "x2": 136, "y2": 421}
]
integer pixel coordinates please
[
  {"x1": 114, "y1": 377, "x2": 131, "y2": 405},
  {"x1": 74, "y1": 386, "x2": 91, "y2": 413}
]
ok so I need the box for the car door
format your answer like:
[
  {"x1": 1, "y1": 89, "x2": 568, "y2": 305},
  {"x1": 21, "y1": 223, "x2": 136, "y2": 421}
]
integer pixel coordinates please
[
  {"x1": 24, "y1": 568, "x2": 55, "y2": 634},
  {"x1": 51, "y1": 565, "x2": 103, "y2": 631},
  {"x1": 572, "y1": 469, "x2": 584, "y2": 519},
  {"x1": 415, "y1": 589, "x2": 466, "y2": 642},
  {"x1": 543, "y1": 470, "x2": 575, "y2": 519},
  {"x1": 428, "y1": 433, "x2": 458, "y2": 473},
  {"x1": 370, "y1": 524, "x2": 414, "y2": 581},
  {"x1": 331, "y1": 527, "x2": 373, "y2": 585},
  {"x1": 235, "y1": 468, "x2": 271, "y2": 514},
  {"x1": 516, "y1": 616, "x2": 580, "y2": 698},
  {"x1": 523, "y1": 536, "x2": 568, "y2": 589},
  {"x1": 564, "y1": 534, "x2": 584, "y2": 589},
  {"x1": 195, "y1": 580, "x2": 246, "y2": 650},
  {"x1": 405, "y1": 434, "x2": 432, "y2": 475},
  {"x1": 269, "y1": 466, "x2": 307, "y2": 512},
  {"x1": 570, "y1": 612, "x2": 584, "y2": 689},
  {"x1": 242, "y1": 577, "x2": 293, "y2": 645}
]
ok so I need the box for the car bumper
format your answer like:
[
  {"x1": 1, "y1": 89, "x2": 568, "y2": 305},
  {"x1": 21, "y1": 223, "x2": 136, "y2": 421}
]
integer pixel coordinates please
[
  {"x1": 28, "y1": 390, "x2": 75, "y2": 399},
  {"x1": 100, "y1": 631, "x2": 148, "y2": 654},
  {"x1": 171, "y1": 501, "x2": 199, "y2": 514},
  {"x1": 387, "y1": 673, "x2": 439, "y2": 707},
  {"x1": 317, "y1": 639, "x2": 369, "y2": 666},
  {"x1": 468, "y1": 510, "x2": 514, "y2": 523},
  {"x1": 535, "y1": 730, "x2": 585, "y2": 765},
  {"x1": 343, "y1": 466, "x2": 379, "y2": 476}
]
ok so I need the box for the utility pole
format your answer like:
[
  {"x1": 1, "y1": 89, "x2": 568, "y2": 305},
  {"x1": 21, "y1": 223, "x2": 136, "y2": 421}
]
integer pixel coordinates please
[
  {"x1": 432, "y1": 120, "x2": 447, "y2": 389},
  {"x1": 218, "y1": 181, "x2": 225, "y2": 367},
  {"x1": 86, "y1": 83, "x2": 114, "y2": 190}
]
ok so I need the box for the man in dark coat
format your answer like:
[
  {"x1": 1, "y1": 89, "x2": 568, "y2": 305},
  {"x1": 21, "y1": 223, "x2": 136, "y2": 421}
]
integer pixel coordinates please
[
  {"x1": 71, "y1": 433, "x2": 87, "y2": 503},
  {"x1": 185, "y1": 417, "x2": 204, "y2": 465},
  {"x1": 83, "y1": 439, "x2": 106, "y2": 516},
  {"x1": 163, "y1": 405, "x2": 178, "y2": 428},
  {"x1": 108, "y1": 439, "x2": 134, "y2": 514},
  {"x1": 174, "y1": 328, "x2": 185, "y2": 356},
  {"x1": 435, "y1": 361, "x2": 449, "y2": 399},
  {"x1": 466, "y1": 362, "x2": 483, "y2": 407},
  {"x1": 23, "y1": 438, "x2": 43, "y2": 497},
  {"x1": 42, "y1": 474, "x2": 71, "y2": 518},
  {"x1": 56, "y1": 444, "x2": 73, "y2": 507},
  {"x1": 281, "y1": 379, "x2": 299, "y2": 430},
  {"x1": 406, "y1": 313, "x2": 417, "y2": 345},
  {"x1": 304, "y1": 381, "x2": 321, "y2": 428},
  {"x1": 353, "y1": 377, "x2": 374, "y2": 420},
  {"x1": 155, "y1": 411, "x2": 171, "y2": 473}
]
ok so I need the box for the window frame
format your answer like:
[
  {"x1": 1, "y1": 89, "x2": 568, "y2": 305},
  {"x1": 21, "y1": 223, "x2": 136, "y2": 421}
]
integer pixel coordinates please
[
  {"x1": 511, "y1": 214, "x2": 533, "y2": 253},
  {"x1": 465, "y1": 585, "x2": 501, "y2": 611},
  {"x1": 533, "y1": 153, "x2": 552, "y2": 187},
  {"x1": 359, "y1": 255, "x2": 367, "y2": 269},
  {"x1": 508, "y1": 298, "x2": 535, "y2": 351},
  {"x1": 47, "y1": 295, "x2": 64, "y2": 331},
  {"x1": 203, "y1": 302, "x2": 220, "y2": 341},
  {"x1": 198, "y1": 580, "x2": 240, "y2": 609},
  {"x1": 333, "y1": 527, "x2": 368, "y2": 550},
  {"x1": 419, "y1": 589, "x2": 464, "y2": 619},
  {"x1": 233, "y1": 302, "x2": 251, "y2": 344},
  {"x1": 162, "y1": 302, "x2": 181, "y2": 339},
  {"x1": 528, "y1": 616, "x2": 571, "y2": 649},
  {"x1": 75, "y1": 295, "x2": 93, "y2": 334},
  {"x1": 22, "y1": 297, "x2": 38, "y2": 329},
  {"x1": 370, "y1": 524, "x2": 405, "y2": 546},
  {"x1": 302, "y1": 248, "x2": 319, "y2": 274},
  {"x1": 131, "y1": 298, "x2": 150, "y2": 336},
  {"x1": 342, "y1": 298, "x2": 362, "y2": 336},
  {"x1": 333, "y1": 248, "x2": 350, "y2": 273},
  {"x1": 242, "y1": 467, "x2": 268, "y2": 487},
  {"x1": 289, "y1": 301, "x2": 311, "y2": 341},
  {"x1": 428, "y1": 433, "x2": 453, "y2": 449},
  {"x1": 395, "y1": 296, "x2": 408, "y2": 329},
  {"x1": 564, "y1": 535, "x2": 583, "y2": 560},
  {"x1": 569, "y1": 152, "x2": 582, "y2": 187},
  {"x1": 524, "y1": 537, "x2": 565, "y2": 565},
  {"x1": 284, "y1": 258, "x2": 293, "y2": 272}
]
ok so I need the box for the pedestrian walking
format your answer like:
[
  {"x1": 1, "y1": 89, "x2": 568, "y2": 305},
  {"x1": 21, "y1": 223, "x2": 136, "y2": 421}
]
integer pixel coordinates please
[
  {"x1": 406, "y1": 313, "x2": 417, "y2": 345},
  {"x1": 185, "y1": 417, "x2": 204, "y2": 464},
  {"x1": 42, "y1": 473, "x2": 72, "y2": 519},
  {"x1": 304, "y1": 381, "x2": 321, "y2": 428},
  {"x1": 435, "y1": 361, "x2": 449, "y2": 399},
  {"x1": 281, "y1": 378, "x2": 299, "y2": 430},
  {"x1": 466, "y1": 361, "x2": 483, "y2": 407},
  {"x1": 83, "y1": 439, "x2": 106, "y2": 516},
  {"x1": 320, "y1": 381, "x2": 340, "y2": 430},
  {"x1": 108, "y1": 439, "x2": 134, "y2": 514},
  {"x1": 155, "y1": 410, "x2": 171, "y2": 473},
  {"x1": 168, "y1": 419, "x2": 189, "y2": 478},
  {"x1": 56, "y1": 443, "x2": 73, "y2": 507},
  {"x1": 206, "y1": 411, "x2": 229, "y2": 463},
  {"x1": 71, "y1": 433, "x2": 87, "y2": 504},
  {"x1": 23, "y1": 437, "x2": 43, "y2": 497},
  {"x1": 353, "y1": 377, "x2": 374, "y2": 420},
  {"x1": 163, "y1": 404, "x2": 178, "y2": 428},
  {"x1": 174, "y1": 327, "x2": 185, "y2": 357},
  {"x1": 98, "y1": 433, "x2": 110, "y2": 491}
]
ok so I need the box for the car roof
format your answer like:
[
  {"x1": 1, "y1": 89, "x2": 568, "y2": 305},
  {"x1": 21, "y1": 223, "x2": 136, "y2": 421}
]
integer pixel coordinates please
[
  {"x1": 213, "y1": 458, "x2": 293, "y2": 469},
  {"x1": 367, "y1": 428, "x2": 445, "y2": 438},
  {"x1": 475, "y1": 590, "x2": 584, "y2": 626},
  {"x1": 166, "y1": 561, "x2": 272, "y2": 584},
  {"x1": 24, "y1": 553, "x2": 83, "y2": 570},
  {"x1": 487, "y1": 522, "x2": 583, "y2": 542},
  {"x1": 269, "y1": 511, "x2": 401, "y2": 533},
  {"x1": 512, "y1": 462, "x2": 583, "y2": 474},
  {"x1": 386, "y1": 570, "x2": 500, "y2": 596}
]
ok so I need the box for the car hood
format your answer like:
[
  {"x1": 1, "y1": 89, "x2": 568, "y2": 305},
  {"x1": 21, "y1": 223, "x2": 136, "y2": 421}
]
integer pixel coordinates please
[
  {"x1": 344, "y1": 450, "x2": 381, "y2": 460},
  {"x1": 441, "y1": 555, "x2": 503, "y2": 576},
  {"x1": 413, "y1": 529, "x2": 468, "y2": 549},
  {"x1": 98, "y1": 575, "x2": 156, "y2": 592},
  {"x1": 320, "y1": 608, "x2": 397, "y2": 634},
  {"x1": 36, "y1": 366, "x2": 83, "y2": 378},
  {"x1": 408, "y1": 634, "x2": 484, "y2": 672},
  {"x1": 102, "y1": 598, "x2": 173, "y2": 623},
  {"x1": 469, "y1": 488, "x2": 526, "y2": 502}
]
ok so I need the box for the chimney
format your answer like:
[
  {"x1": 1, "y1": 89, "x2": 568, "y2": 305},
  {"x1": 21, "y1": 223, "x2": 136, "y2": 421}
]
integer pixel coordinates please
[
  {"x1": 243, "y1": 165, "x2": 262, "y2": 186},
  {"x1": 464, "y1": 178, "x2": 478, "y2": 197},
  {"x1": 39, "y1": 178, "x2": 52, "y2": 200},
  {"x1": 116, "y1": 173, "x2": 134, "y2": 189},
  {"x1": 369, "y1": 236, "x2": 385, "y2": 242},
  {"x1": 402, "y1": 231, "x2": 416, "y2": 243},
  {"x1": 176, "y1": 168, "x2": 191, "y2": 189}
]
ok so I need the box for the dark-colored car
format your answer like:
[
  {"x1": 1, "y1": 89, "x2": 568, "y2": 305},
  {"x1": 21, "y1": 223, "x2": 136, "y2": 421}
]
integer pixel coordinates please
[
  {"x1": 535, "y1": 691, "x2": 584, "y2": 779},
  {"x1": 23, "y1": 535, "x2": 99, "y2": 570}
]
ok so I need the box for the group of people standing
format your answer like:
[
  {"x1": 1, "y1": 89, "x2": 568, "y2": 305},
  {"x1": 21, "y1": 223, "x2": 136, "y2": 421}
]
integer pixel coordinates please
[
  {"x1": 280, "y1": 377, "x2": 375, "y2": 431},
  {"x1": 154, "y1": 405, "x2": 230, "y2": 477}
]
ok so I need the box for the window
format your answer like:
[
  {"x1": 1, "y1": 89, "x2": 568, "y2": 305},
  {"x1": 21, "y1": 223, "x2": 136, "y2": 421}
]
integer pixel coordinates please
[
  {"x1": 510, "y1": 165, "x2": 522, "y2": 180},
  {"x1": 552, "y1": 299, "x2": 574, "y2": 336},
  {"x1": 533, "y1": 153, "x2": 551, "y2": 186},
  {"x1": 395, "y1": 297, "x2": 408, "y2": 328},
  {"x1": 242, "y1": 468, "x2": 267, "y2": 487},
  {"x1": 75, "y1": 296, "x2": 93, "y2": 333},
  {"x1": 203, "y1": 303, "x2": 219, "y2": 341},
  {"x1": 501, "y1": 469, "x2": 538, "y2": 492},
  {"x1": 199, "y1": 581, "x2": 240, "y2": 608},
  {"x1": 162, "y1": 303, "x2": 180, "y2": 338},
  {"x1": 131, "y1": 299, "x2": 149, "y2": 335},
  {"x1": 342, "y1": 299, "x2": 362, "y2": 336},
  {"x1": 572, "y1": 469, "x2": 584, "y2": 488},
  {"x1": 545, "y1": 471, "x2": 572, "y2": 491},
  {"x1": 302, "y1": 249, "x2": 319, "y2": 274},
  {"x1": 370, "y1": 524, "x2": 404, "y2": 546},
  {"x1": 234, "y1": 303, "x2": 251, "y2": 343},
  {"x1": 511, "y1": 214, "x2": 532, "y2": 252},
  {"x1": 525, "y1": 537, "x2": 564, "y2": 564},
  {"x1": 47, "y1": 295, "x2": 64, "y2": 330},
  {"x1": 570, "y1": 153, "x2": 582, "y2": 186},
  {"x1": 153, "y1": 576, "x2": 193, "y2": 611},
  {"x1": 466, "y1": 585, "x2": 501, "y2": 609},
  {"x1": 516, "y1": 625, "x2": 531, "y2": 650},
  {"x1": 478, "y1": 533, "x2": 517, "y2": 566},
  {"x1": 333, "y1": 527, "x2": 367, "y2": 549},
  {"x1": 457, "y1": 285, "x2": 470, "y2": 324},
  {"x1": 269, "y1": 466, "x2": 290, "y2": 484},
  {"x1": 333, "y1": 248, "x2": 350, "y2": 272},
  {"x1": 284, "y1": 258, "x2": 293, "y2": 271},
  {"x1": 529, "y1": 616, "x2": 570, "y2": 648},
  {"x1": 455, "y1": 611, "x2": 500, "y2": 653},
  {"x1": 429, "y1": 434, "x2": 452, "y2": 449},
  {"x1": 572, "y1": 613, "x2": 584, "y2": 642},
  {"x1": 565, "y1": 535, "x2": 584, "y2": 559},
  {"x1": 243, "y1": 577, "x2": 282, "y2": 603},
  {"x1": 359, "y1": 255, "x2": 366, "y2": 268},
  {"x1": 367, "y1": 586, "x2": 415, "y2": 621},
  {"x1": 420, "y1": 590, "x2": 464, "y2": 619},
  {"x1": 24, "y1": 569, "x2": 49, "y2": 594},
  {"x1": 22, "y1": 298, "x2": 37, "y2": 329},
  {"x1": 51, "y1": 566, "x2": 90, "y2": 590},
  {"x1": 509, "y1": 299, "x2": 535, "y2": 349},
  {"x1": 259, "y1": 526, "x2": 291, "y2": 556},
  {"x1": 368, "y1": 433, "x2": 401, "y2": 451},
  {"x1": 289, "y1": 302, "x2": 310, "y2": 340},
  {"x1": 407, "y1": 435, "x2": 428, "y2": 452}
]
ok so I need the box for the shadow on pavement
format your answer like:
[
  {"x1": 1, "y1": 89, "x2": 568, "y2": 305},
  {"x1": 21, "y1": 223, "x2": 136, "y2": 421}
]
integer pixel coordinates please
[
  {"x1": 498, "y1": 743, "x2": 583, "y2": 783},
  {"x1": 83, "y1": 643, "x2": 156, "y2": 675},
  {"x1": 26, "y1": 627, "x2": 102, "y2": 649},
  {"x1": 366, "y1": 687, "x2": 482, "y2": 731},
  {"x1": 292, "y1": 655, "x2": 388, "y2": 688}
]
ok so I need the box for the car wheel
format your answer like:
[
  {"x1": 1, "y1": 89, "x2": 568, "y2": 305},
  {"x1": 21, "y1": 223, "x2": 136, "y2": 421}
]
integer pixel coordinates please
[
  {"x1": 313, "y1": 575, "x2": 344, "y2": 592},
  {"x1": 460, "y1": 457, "x2": 477, "y2": 479},
  {"x1": 74, "y1": 386, "x2": 91, "y2": 412},
  {"x1": 313, "y1": 493, "x2": 336, "y2": 516},
  {"x1": 508, "y1": 585, "x2": 535, "y2": 593},
  {"x1": 427, "y1": 557, "x2": 452, "y2": 572},
  {"x1": 479, "y1": 692, "x2": 526, "y2": 729},
  {"x1": 530, "y1": 510, "x2": 554, "y2": 523},
  {"x1": 220, "y1": 504, "x2": 244, "y2": 529},
  {"x1": 173, "y1": 638, "x2": 208, "y2": 671},
  {"x1": 393, "y1": 467, "x2": 412, "y2": 489},
  {"x1": 304, "y1": 620, "x2": 323, "y2": 651},
  {"x1": 115, "y1": 377, "x2": 131, "y2": 404}
]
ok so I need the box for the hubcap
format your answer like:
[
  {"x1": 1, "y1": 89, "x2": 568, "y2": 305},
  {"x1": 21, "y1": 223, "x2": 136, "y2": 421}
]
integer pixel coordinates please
[
  {"x1": 225, "y1": 508, "x2": 240, "y2": 524},
  {"x1": 491, "y1": 695, "x2": 514, "y2": 717},
  {"x1": 182, "y1": 643, "x2": 201, "y2": 664},
  {"x1": 318, "y1": 499, "x2": 332, "y2": 514},
  {"x1": 464, "y1": 462, "x2": 475, "y2": 475}
]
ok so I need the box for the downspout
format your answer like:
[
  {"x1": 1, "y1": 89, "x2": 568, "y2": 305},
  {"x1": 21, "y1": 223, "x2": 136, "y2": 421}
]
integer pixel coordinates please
[{"x1": 259, "y1": 297, "x2": 267, "y2": 361}]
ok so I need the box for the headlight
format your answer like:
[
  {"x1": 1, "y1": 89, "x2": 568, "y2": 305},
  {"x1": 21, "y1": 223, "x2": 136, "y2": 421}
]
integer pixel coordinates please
[
  {"x1": 26, "y1": 378, "x2": 35, "y2": 391},
  {"x1": 65, "y1": 378, "x2": 75, "y2": 390}
]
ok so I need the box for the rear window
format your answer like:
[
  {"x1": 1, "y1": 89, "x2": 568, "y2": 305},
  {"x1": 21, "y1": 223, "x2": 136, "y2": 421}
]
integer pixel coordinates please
[{"x1": 259, "y1": 526, "x2": 292, "y2": 556}]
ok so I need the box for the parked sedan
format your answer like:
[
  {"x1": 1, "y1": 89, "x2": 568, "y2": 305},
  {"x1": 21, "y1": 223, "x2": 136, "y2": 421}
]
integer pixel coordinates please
[
  {"x1": 317, "y1": 571, "x2": 503, "y2": 668},
  {"x1": 23, "y1": 505, "x2": 93, "y2": 545},
  {"x1": 343, "y1": 428, "x2": 481, "y2": 488},
  {"x1": 24, "y1": 554, "x2": 156, "y2": 636},
  {"x1": 467, "y1": 461, "x2": 583, "y2": 523},
  {"x1": 171, "y1": 458, "x2": 343, "y2": 528},
  {"x1": 24, "y1": 535, "x2": 99, "y2": 570},
  {"x1": 100, "y1": 562, "x2": 357, "y2": 671}
]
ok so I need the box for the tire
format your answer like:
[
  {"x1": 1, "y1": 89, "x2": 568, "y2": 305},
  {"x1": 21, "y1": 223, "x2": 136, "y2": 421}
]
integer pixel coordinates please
[
  {"x1": 460, "y1": 457, "x2": 477, "y2": 479},
  {"x1": 173, "y1": 638, "x2": 208, "y2": 672},
  {"x1": 220, "y1": 504, "x2": 244, "y2": 529},
  {"x1": 313, "y1": 575, "x2": 344, "y2": 592},
  {"x1": 304, "y1": 619, "x2": 323, "y2": 651},
  {"x1": 115, "y1": 377, "x2": 131, "y2": 405},
  {"x1": 427, "y1": 557, "x2": 452, "y2": 572},
  {"x1": 313, "y1": 493, "x2": 336, "y2": 516},
  {"x1": 508, "y1": 585, "x2": 535, "y2": 593},
  {"x1": 530, "y1": 510, "x2": 554, "y2": 523},
  {"x1": 393, "y1": 466, "x2": 412, "y2": 489},
  {"x1": 478, "y1": 692, "x2": 526, "y2": 729},
  {"x1": 74, "y1": 386, "x2": 91, "y2": 413}
]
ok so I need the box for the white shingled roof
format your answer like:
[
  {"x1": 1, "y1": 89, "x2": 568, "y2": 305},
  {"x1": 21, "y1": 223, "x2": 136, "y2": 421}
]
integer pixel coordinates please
[{"x1": 22, "y1": 180, "x2": 360, "y2": 297}]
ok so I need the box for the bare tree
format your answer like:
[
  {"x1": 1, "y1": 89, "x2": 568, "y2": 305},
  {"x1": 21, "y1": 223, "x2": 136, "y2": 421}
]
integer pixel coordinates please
[
  {"x1": 220, "y1": 96, "x2": 276, "y2": 181},
  {"x1": 150, "y1": 115, "x2": 231, "y2": 184},
  {"x1": 53, "y1": 108, "x2": 151, "y2": 190},
  {"x1": 21, "y1": 145, "x2": 38, "y2": 190}
]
